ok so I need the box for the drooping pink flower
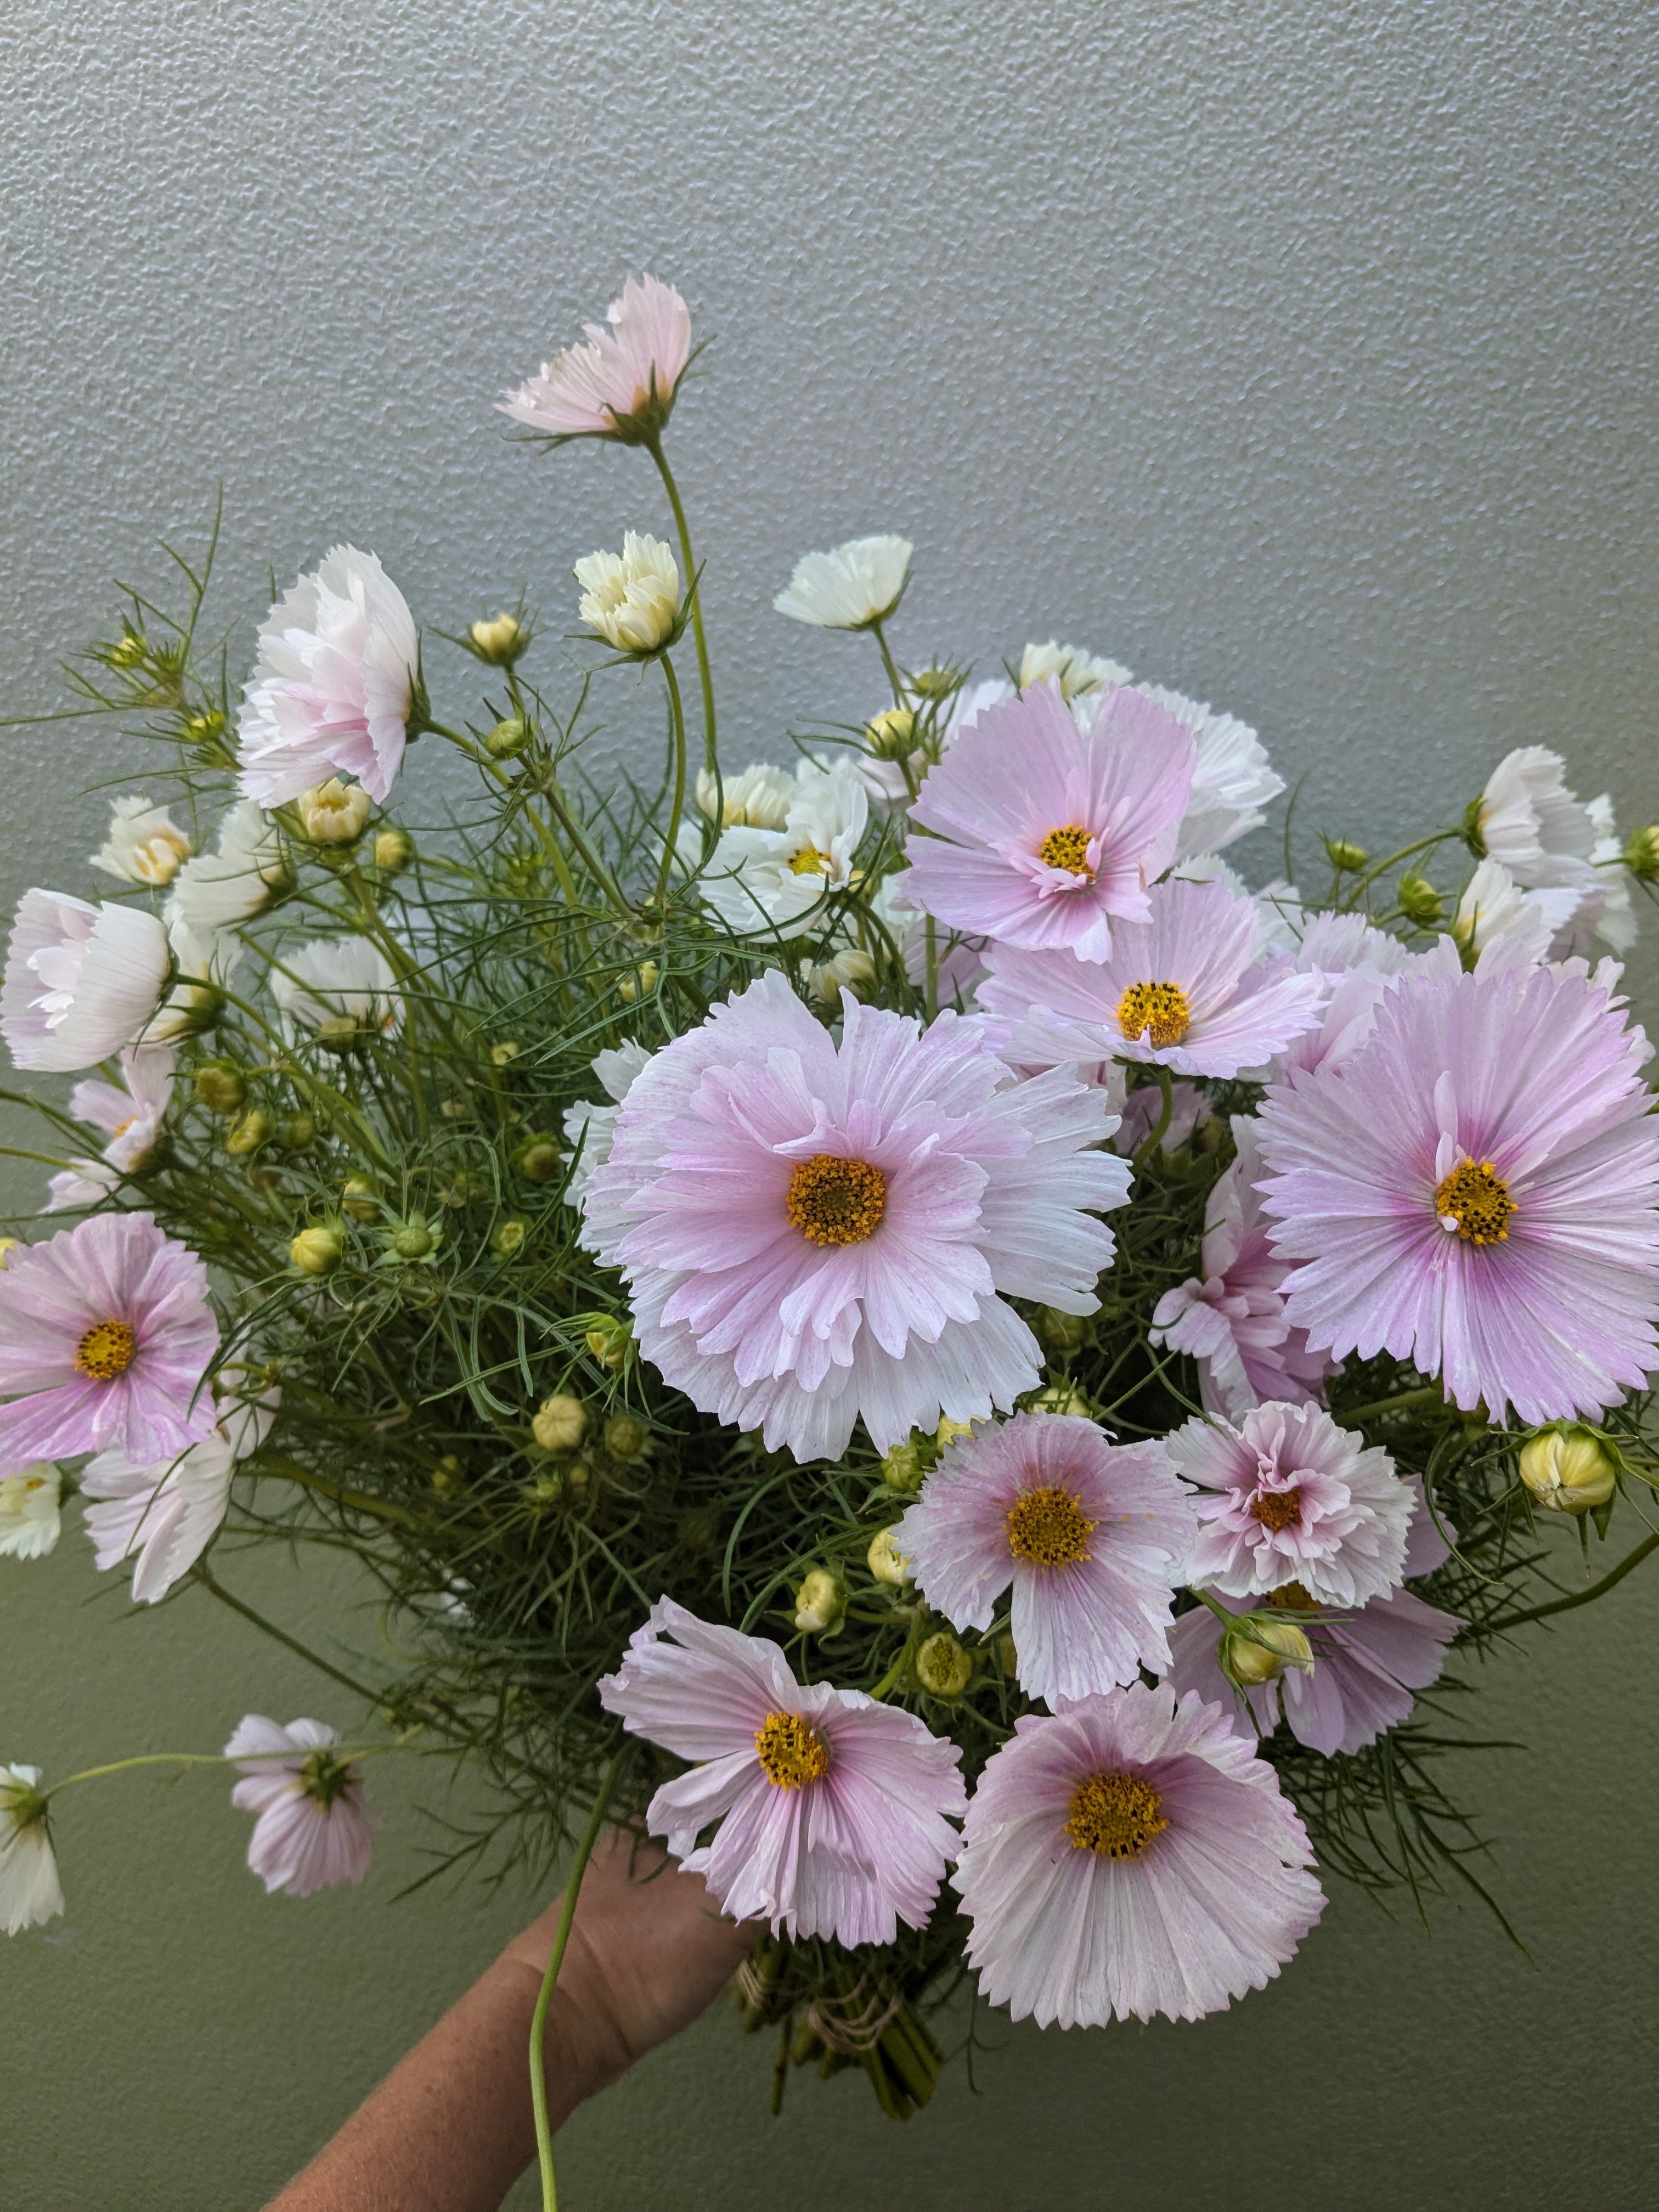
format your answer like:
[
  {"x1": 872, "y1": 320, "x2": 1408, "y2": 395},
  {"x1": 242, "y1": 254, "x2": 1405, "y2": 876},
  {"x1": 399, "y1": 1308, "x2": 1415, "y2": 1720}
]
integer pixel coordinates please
[
  {"x1": 2, "y1": 890, "x2": 170, "y2": 1074},
  {"x1": 1169, "y1": 1400, "x2": 1414, "y2": 1607},
  {"x1": 0, "y1": 1214, "x2": 218, "y2": 1472},
  {"x1": 893, "y1": 1412, "x2": 1194, "y2": 1707},
  {"x1": 1256, "y1": 955, "x2": 1659, "y2": 1426},
  {"x1": 500, "y1": 274, "x2": 692, "y2": 443},
  {"x1": 598, "y1": 1598, "x2": 966, "y2": 1945},
  {"x1": 902, "y1": 683, "x2": 1195, "y2": 961},
  {"x1": 236, "y1": 547, "x2": 419, "y2": 806},
  {"x1": 1150, "y1": 1116, "x2": 1332, "y2": 1419},
  {"x1": 953, "y1": 1684, "x2": 1323, "y2": 2027},
  {"x1": 225, "y1": 1716, "x2": 380, "y2": 1898},
  {"x1": 975, "y1": 876, "x2": 1328, "y2": 1081},
  {"x1": 82, "y1": 1385, "x2": 277, "y2": 1604},
  {"x1": 582, "y1": 970, "x2": 1128, "y2": 1463},
  {"x1": 46, "y1": 1044, "x2": 176, "y2": 1212}
]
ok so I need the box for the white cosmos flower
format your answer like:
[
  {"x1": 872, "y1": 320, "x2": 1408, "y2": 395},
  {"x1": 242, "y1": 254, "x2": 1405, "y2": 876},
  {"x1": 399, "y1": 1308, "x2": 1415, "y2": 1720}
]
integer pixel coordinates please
[
  {"x1": 695, "y1": 761, "x2": 796, "y2": 830},
  {"x1": 89, "y1": 797, "x2": 193, "y2": 887},
  {"x1": 164, "y1": 800, "x2": 286, "y2": 970},
  {"x1": 699, "y1": 761, "x2": 868, "y2": 938},
  {"x1": 1, "y1": 891, "x2": 170, "y2": 1074},
  {"x1": 82, "y1": 1385, "x2": 277, "y2": 1604},
  {"x1": 0, "y1": 1466, "x2": 61, "y2": 1559},
  {"x1": 237, "y1": 546, "x2": 420, "y2": 807},
  {"x1": 1452, "y1": 856, "x2": 1583, "y2": 971},
  {"x1": 46, "y1": 1043, "x2": 176, "y2": 1212},
  {"x1": 0, "y1": 1765, "x2": 64, "y2": 1935},
  {"x1": 1019, "y1": 640, "x2": 1131, "y2": 698},
  {"x1": 1476, "y1": 746, "x2": 1598, "y2": 876},
  {"x1": 574, "y1": 533, "x2": 681, "y2": 653},
  {"x1": 270, "y1": 938, "x2": 401, "y2": 1038},
  {"x1": 563, "y1": 1039, "x2": 654, "y2": 1240},
  {"x1": 774, "y1": 535, "x2": 912, "y2": 629},
  {"x1": 1131, "y1": 684, "x2": 1284, "y2": 859}
]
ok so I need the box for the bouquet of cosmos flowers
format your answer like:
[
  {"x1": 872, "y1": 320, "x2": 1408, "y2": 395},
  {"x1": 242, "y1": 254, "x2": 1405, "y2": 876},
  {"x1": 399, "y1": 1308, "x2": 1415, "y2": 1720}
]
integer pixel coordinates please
[{"x1": 4, "y1": 273, "x2": 1659, "y2": 2165}]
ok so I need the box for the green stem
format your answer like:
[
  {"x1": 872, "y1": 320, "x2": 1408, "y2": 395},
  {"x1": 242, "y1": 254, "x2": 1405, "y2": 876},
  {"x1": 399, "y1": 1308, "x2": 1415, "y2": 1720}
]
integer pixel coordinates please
[
  {"x1": 870, "y1": 617, "x2": 907, "y2": 708},
  {"x1": 1335, "y1": 1384, "x2": 1449, "y2": 1427},
  {"x1": 1484, "y1": 1531, "x2": 1659, "y2": 1632},
  {"x1": 43, "y1": 1742, "x2": 393, "y2": 1801},
  {"x1": 531, "y1": 1752, "x2": 627, "y2": 2212},
  {"x1": 646, "y1": 437, "x2": 716, "y2": 778},
  {"x1": 191, "y1": 1561, "x2": 386, "y2": 1706},
  {"x1": 653, "y1": 653, "x2": 691, "y2": 912},
  {"x1": 1341, "y1": 828, "x2": 1462, "y2": 912},
  {"x1": 1131, "y1": 1066, "x2": 1175, "y2": 1165}
]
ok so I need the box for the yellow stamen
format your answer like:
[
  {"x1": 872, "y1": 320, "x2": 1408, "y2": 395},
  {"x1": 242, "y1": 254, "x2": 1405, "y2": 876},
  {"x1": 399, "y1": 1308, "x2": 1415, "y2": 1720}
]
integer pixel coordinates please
[
  {"x1": 75, "y1": 1318, "x2": 137, "y2": 1380},
  {"x1": 1006, "y1": 1486, "x2": 1097, "y2": 1568},
  {"x1": 788, "y1": 846, "x2": 833, "y2": 877},
  {"x1": 786, "y1": 1155, "x2": 888, "y2": 1247},
  {"x1": 1064, "y1": 1770, "x2": 1169, "y2": 1859},
  {"x1": 1265, "y1": 1580, "x2": 1318, "y2": 1611},
  {"x1": 1116, "y1": 980, "x2": 1192, "y2": 1049},
  {"x1": 1249, "y1": 1488, "x2": 1303, "y2": 1533},
  {"x1": 1435, "y1": 1158, "x2": 1516, "y2": 1245},
  {"x1": 754, "y1": 1710, "x2": 832, "y2": 1790},
  {"x1": 1038, "y1": 823, "x2": 1093, "y2": 876}
]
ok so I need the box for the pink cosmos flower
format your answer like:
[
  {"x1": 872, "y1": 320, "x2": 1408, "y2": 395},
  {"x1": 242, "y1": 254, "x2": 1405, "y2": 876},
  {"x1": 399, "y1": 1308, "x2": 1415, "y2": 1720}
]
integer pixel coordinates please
[
  {"x1": 82, "y1": 1385, "x2": 276, "y2": 1604},
  {"x1": 1165, "y1": 1481, "x2": 1460, "y2": 1757},
  {"x1": 975, "y1": 876, "x2": 1328, "y2": 1081},
  {"x1": 893, "y1": 1412, "x2": 1195, "y2": 1707},
  {"x1": 1169, "y1": 1400, "x2": 1414, "y2": 1607},
  {"x1": 1150, "y1": 1116, "x2": 1332, "y2": 1419},
  {"x1": 1256, "y1": 955, "x2": 1659, "y2": 1426},
  {"x1": 46, "y1": 1044, "x2": 175, "y2": 1212},
  {"x1": 236, "y1": 547, "x2": 419, "y2": 806},
  {"x1": 902, "y1": 683, "x2": 1196, "y2": 961},
  {"x1": 598, "y1": 1598, "x2": 966, "y2": 1945},
  {"x1": 2, "y1": 890, "x2": 170, "y2": 1074},
  {"x1": 1266, "y1": 911, "x2": 1416, "y2": 1083},
  {"x1": 953, "y1": 1683, "x2": 1323, "y2": 2027},
  {"x1": 0, "y1": 1213, "x2": 217, "y2": 1472},
  {"x1": 225, "y1": 1716, "x2": 380, "y2": 1898},
  {"x1": 582, "y1": 970, "x2": 1128, "y2": 1463},
  {"x1": 500, "y1": 274, "x2": 692, "y2": 443}
]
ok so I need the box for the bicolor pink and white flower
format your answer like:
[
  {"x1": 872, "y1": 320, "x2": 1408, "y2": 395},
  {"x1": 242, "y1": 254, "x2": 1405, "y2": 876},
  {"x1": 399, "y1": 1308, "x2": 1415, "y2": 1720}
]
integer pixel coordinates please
[
  {"x1": 1257, "y1": 955, "x2": 1659, "y2": 1425},
  {"x1": 774, "y1": 535, "x2": 912, "y2": 630},
  {"x1": 1169, "y1": 1400, "x2": 1414, "y2": 1607},
  {"x1": 225, "y1": 1716, "x2": 380, "y2": 1898},
  {"x1": 975, "y1": 876, "x2": 1328, "y2": 1081},
  {"x1": 892, "y1": 1412, "x2": 1195, "y2": 1707},
  {"x1": 903, "y1": 684, "x2": 1195, "y2": 961},
  {"x1": 82, "y1": 1385, "x2": 277, "y2": 1604},
  {"x1": 236, "y1": 548, "x2": 419, "y2": 807},
  {"x1": 1150, "y1": 1117, "x2": 1331, "y2": 1419},
  {"x1": 89, "y1": 796, "x2": 192, "y2": 887},
  {"x1": 599, "y1": 1598, "x2": 965, "y2": 1945},
  {"x1": 46, "y1": 1044, "x2": 175, "y2": 1212},
  {"x1": 0, "y1": 1212, "x2": 218, "y2": 1472},
  {"x1": 0, "y1": 1766, "x2": 64, "y2": 1935},
  {"x1": 953, "y1": 1684, "x2": 1323, "y2": 2027},
  {"x1": 583, "y1": 972, "x2": 1128, "y2": 1462},
  {"x1": 2, "y1": 890, "x2": 170, "y2": 1074},
  {"x1": 500, "y1": 274, "x2": 692, "y2": 443}
]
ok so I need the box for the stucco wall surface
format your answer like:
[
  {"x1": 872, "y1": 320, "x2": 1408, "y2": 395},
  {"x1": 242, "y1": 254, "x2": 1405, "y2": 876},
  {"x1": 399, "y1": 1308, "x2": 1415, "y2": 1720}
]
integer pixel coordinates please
[{"x1": 1, "y1": 3, "x2": 1655, "y2": 2207}]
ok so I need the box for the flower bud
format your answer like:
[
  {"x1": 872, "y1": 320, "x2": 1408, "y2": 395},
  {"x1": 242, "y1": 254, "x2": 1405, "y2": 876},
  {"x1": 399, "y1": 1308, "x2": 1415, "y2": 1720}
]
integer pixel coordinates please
[
  {"x1": 864, "y1": 707, "x2": 916, "y2": 760},
  {"x1": 1517, "y1": 1423, "x2": 1620, "y2": 1514},
  {"x1": 1037, "y1": 1307, "x2": 1087, "y2": 1351},
  {"x1": 532, "y1": 1393, "x2": 587, "y2": 1453},
  {"x1": 515, "y1": 1136, "x2": 562, "y2": 1185},
  {"x1": 183, "y1": 707, "x2": 227, "y2": 748},
  {"x1": 910, "y1": 665, "x2": 960, "y2": 702},
  {"x1": 373, "y1": 827, "x2": 414, "y2": 872},
  {"x1": 935, "y1": 1416, "x2": 975, "y2": 1453},
  {"x1": 915, "y1": 1629, "x2": 973, "y2": 1698},
  {"x1": 584, "y1": 1316, "x2": 632, "y2": 1371},
  {"x1": 314, "y1": 1016, "x2": 362, "y2": 1051},
  {"x1": 290, "y1": 1226, "x2": 343, "y2": 1276},
  {"x1": 391, "y1": 1221, "x2": 437, "y2": 1260},
  {"x1": 297, "y1": 778, "x2": 373, "y2": 846},
  {"x1": 341, "y1": 1175, "x2": 381, "y2": 1222},
  {"x1": 1624, "y1": 824, "x2": 1659, "y2": 882},
  {"x1": 431, "y1": 1455, "x2": 465, "y2": 1497},
  {"x1": 807, "y1": 949, "x2": 877, "y2": 1006},
  {"x1": 793, "y1": 1567, "x2": 847, "y2": 1637},
  {"x1": 1030, "y1": 1382, "x2": 1091, "y2": 1418},
  {"x1": 469, "y1": 612, "x2": 528, "y2": 666},
  {"x1": 486, "y1": 715, "x2": 534, "y2": 760},
  {"x1": 227, "y1": 1108, "x2": 272, "y2": 1156},
  {"x1": 618, "y1": 961, "x2": 659, "y2": 1003},
  {"x1": 574, "y1": 533, "x2": 682, "y2": 655},
  {"x1": 492, "y1": 1216, "x2": 528, "y2": 1256},
  {"x1": 867, "y1": 1526, "x2": 912, "y2": 1587},
  {"x1": 193, "y1": 1060, "x2": 246, "y2": 1115},
  {"x1": 276, "y1": 1114, "x2": 314, "y2": 1152},
  {"x1": 1219, "y1": 1614, "x2": 1313, "y2": 1689},
  {"x1": 1397, "y1": 872, "x2": 1445, "y2": 927},
  {"x1": 490, "y1": 1040, "x2": 522, "y2": 1067},
  {"x1": 603, "y1": 1412, "x2": 650, "y2": 1462},
  {"x1": 1326, "y1": 839, "x2": 1368, "y2": 872},
  {"x1": 881, "y1": 1440, "x2": 926, "y2": 1493}
]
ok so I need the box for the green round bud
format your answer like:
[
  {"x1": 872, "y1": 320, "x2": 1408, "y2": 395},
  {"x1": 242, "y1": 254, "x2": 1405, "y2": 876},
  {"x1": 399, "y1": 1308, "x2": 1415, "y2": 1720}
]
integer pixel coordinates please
[
  {"x1": 1327, "y1": 839, "x2": 1368, "y2": 872},
  {"x1": 193, "y1": 1060, "x2": 246, "y2": 1115},
  {"x1": 290, "y1": 1226, "x2": 343, "y2": 1277},
  {"x1": 341, "y1": 1175, "x2": 381, "y2": 1223},
  {"x1": 584, "y1": 1316, "x2": 632, "y2": 1371},
  {"x1": 373, "y1": 827, "x2": 414, "y2": 872},
  {"x1": 915, "y1": 1629, "x2": 973, "y2": 1699},
  {"x1": 532, "y1": 1393, "x2": 587, "y2": 1452},
  {"x1": 1030, "y1": 1381, "x2": 1091, "y2": 1418},
  {"x1": 275, "y1": 1114, "x2": 315, "y2": 1152},
  {"x1": 431, "y1": 1455, "x2": 465, "y2": 1497},
  {"x1": 1220, "y1": 1615, "x2": 1312, "y2": 1689},
  {"x1": 1037, "y1": 1306, "x2": 1088, "y2": 1351},
  {"x1": 492, "y1": 1217, "x2": 528, "y2": 1257},
  {"x1": 314, "y1": 1015, "x2": 360, "y2": 1051},
  {"x1": 793, "y1": 1568, "x2": 847, "y2": 1637},
  {"x1": 880, "y1": 1440, "x2": 926, "y2": 1494},
  {"x1": 515, "y1": 1137, "x2": 562, "y2": 1185},
  {"x1": 486, "y1": 714, "x2": 534, "y2": 760},
  {"x1": 392, "y1": 1222, "x2": 436, "y2": 1260},
  {"x1": 226, "y1": 1109, "x2": 272, "y2": 1156},
  {"x1": 910, "y1": 665, "x2": 960, "y2": 702},
  {"x1": 1397, "y1": 872, "x2": 1445, "y2": 927},
  {"x1": 603, "y1": 1412, "x2": 650, "y2": 1462},
  {"x1": 1623, "y1": 824, "x2": 1659, "y2": 883}
]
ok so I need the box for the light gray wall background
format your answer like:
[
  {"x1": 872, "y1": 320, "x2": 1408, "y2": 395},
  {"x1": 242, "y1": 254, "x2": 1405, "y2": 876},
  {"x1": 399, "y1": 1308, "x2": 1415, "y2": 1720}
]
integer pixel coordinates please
[{"x1": 2, "y1": 3, "x2": 1656, "y2": 2207}]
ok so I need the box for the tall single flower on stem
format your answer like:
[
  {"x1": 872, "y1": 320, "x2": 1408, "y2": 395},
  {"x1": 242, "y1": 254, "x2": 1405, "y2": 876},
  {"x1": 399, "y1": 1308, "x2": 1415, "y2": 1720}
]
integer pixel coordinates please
[
  {"x1": 574, "y1": 532, "x2": 683, "y2": 655},
  {"x1": 582, "y1": 971, "x2": 1128, "y2": 1462},
  {"x1": 236, "y1": 548, "x2": 420, "y2": 807},
  {"x1": 774, "y1": 535, "x2": 912, "y2": 630},
  {"x1": 903, "y1": 684, "x2": 1195, "y2": 961},
  {"x1": 893, "y1": 1412, "x2": 1195, "y2": 1707},
  {"x1": 953, "y1": 1684, "x2": 1323, "y2": 2027},
  {"x1": 976, "y1": 875, "x2": 1328, "y2": 1080},
  {"x1": 0, "y1": 1765, "x2": 64, "y2": 1936},
  {"x1": 500, "y1": 274, "x2": 692, "y2": 444},
  {"x1": 1256, "y1": 955, "x2": 1659, "y2": 1425},
  {"x1": 599, "y1": 1598, "x2": 966, "y2": 1945},
  {"x1": 0, "y1": 1213, "x2": 218, "y2": 1470},
  {"x1": 2, "y1": 891, "x2": 170, "y2": 1074},
  {"x1": 225, "y1": 1717, "x2": 380, "y2": 1898}
]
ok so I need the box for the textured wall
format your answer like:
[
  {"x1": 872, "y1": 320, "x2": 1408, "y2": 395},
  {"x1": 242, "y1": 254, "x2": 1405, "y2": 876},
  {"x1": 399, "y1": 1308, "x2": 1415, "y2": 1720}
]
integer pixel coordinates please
[{"x1": 1, "y1": 3, "x2": 1656, "y2": 2207}]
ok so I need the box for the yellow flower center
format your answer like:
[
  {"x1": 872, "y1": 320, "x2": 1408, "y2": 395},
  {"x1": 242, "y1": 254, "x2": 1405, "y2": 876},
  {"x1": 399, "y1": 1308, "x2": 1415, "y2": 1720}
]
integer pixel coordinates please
[
  {"x1": 1265, "y1": 1580, "x2": 1318, "y2": 1611},
  {"x1": 1249, "y1": 1487, "x2": 1303, "y2": 1532},
  {"x1": 1064, "y1": 1770, "x2": 1169, "y2": 1859},
  {"x1": 754, "y1": 1710, "x2": 832, "y2": 1790},
  {"x1": 786, "y1": 1155, "x2": 888, "y2": 1246},
  {"x1": 1006, "y1": 1485, "x2": 1097, "y2": 1568},
  {"x1": 1435, "y1": 1158, "x2": 1516, "y2": 1245},
  {"x1": 1038, "y1": 823, "x2": 1093, "y2": 877},
  {"x1": 75, "y1": 1318, "x2": 137, "y2": 1380},
  {"x1": 789, "y1": 845, "x2": 833, "y2": 877},
  {"x1": 1116, "y1": 980, "x2": 1192, "y2": 1048}
]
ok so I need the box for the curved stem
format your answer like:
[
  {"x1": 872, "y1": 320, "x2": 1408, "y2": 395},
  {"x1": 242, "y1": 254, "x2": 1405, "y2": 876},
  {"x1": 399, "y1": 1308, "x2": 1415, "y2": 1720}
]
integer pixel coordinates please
[
  {"x1": 1131, "y1": 1065, "x2": 1175, "y2": 1165},
  {"x1": 646, "y1": 437, "x2": 716, "y2": 778},
  {"x1": 531, "y1": 1751, "x2": 627, "y2": 2211},
  {"x1": 870, "y1": 617, "x2": 907, "y2": 708},
  {"x1": 1483, "y1": 1530, "x2": 1659, "y2": 1632},
  {"x1": 1335, "y1": 1384, "x2": 1449, "y2": 1426},
  {"x1": 653, "y1": 653, "x2": 691, "y2": 912}
]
